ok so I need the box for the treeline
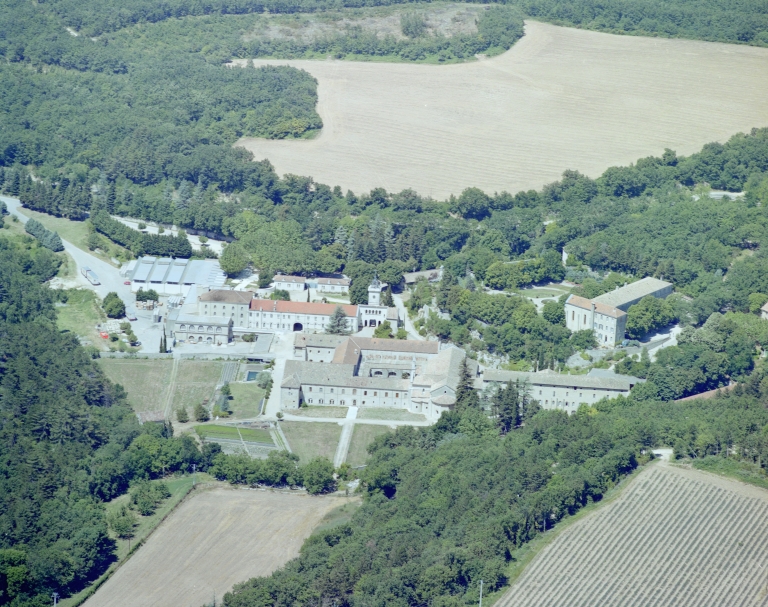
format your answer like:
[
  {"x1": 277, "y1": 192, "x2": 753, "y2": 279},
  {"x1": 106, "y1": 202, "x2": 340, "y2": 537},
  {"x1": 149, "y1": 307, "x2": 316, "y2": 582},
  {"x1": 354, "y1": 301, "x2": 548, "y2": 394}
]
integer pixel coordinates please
[
  {"x1": 24, "y1": 218, "x2": 64, "y2": 252},
  {"x1": 19, "y1": 176, "x2": 91, "y2": 221},
  {"x1": 223, "y1": 377, "x2": 768, "y2": 607},
  {"x1": 210, "y1": 451, "x2": 337, "y2": 494},
  {"x1": 246, "y1": 6, "x2": 525, "y2": 62},
  {"x1": 90, "y1": 211, "x2": 193, "y2": 257}
]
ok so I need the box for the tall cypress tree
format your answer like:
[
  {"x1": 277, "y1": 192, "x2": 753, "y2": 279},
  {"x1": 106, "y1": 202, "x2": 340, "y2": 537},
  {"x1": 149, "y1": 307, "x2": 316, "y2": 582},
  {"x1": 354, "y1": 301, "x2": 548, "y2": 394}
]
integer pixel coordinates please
[
  {"x1": 493, "y1": 381, "x2": 519, "y2": 434},
  {"x1": 455, "y1": 357, "x2": 479, "y2": 410}
]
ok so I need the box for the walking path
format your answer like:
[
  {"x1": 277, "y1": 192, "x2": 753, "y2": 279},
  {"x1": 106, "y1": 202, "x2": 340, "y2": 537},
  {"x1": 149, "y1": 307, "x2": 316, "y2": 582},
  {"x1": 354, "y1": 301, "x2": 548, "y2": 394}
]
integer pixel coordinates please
[
  {"x1": 162, "y1": 357, "x2": 181, "y2": 419},
  {"x1": 392, "y1": 293, "x2": 424, "y2": 341},
  {"x1": 333, "y1": 407, "x2": 358, "y2": 467}
]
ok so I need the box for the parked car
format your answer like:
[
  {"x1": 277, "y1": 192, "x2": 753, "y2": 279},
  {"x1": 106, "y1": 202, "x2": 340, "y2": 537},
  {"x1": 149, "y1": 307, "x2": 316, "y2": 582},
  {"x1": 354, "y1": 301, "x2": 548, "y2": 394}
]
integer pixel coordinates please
[{"x1": 124, "y1": 280, "x2": 131, "y2": 285}]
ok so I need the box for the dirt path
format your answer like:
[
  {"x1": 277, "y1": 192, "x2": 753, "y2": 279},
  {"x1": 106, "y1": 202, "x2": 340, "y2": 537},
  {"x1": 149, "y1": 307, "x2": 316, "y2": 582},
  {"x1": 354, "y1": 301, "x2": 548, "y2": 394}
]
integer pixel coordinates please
[
  {"x1": 162, "y1": 357, "x2": 180, "y2": 419},
  {"x1": 84, "y1": 488, "x2": 351, "y2": 607},
  {"x1": 238, "y1": 21, "x2": 768, "y2": 199}
]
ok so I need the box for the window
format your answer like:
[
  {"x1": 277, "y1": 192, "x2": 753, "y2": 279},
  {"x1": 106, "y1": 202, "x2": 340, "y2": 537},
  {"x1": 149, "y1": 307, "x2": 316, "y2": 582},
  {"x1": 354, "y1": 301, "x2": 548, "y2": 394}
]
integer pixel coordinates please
[
  {"x1": 330, "y1": 399, "x2": 334, "y2": 404},
  {"x1": 571, "y1": 311, "x2": 574, "y2": 320},
  {"x1": 319, "y1": 399, "x2": 324, "y2": 404},
  {"x1": 395, "y1": 393, "x2": 399, "y2": 398},
  {"x1": 385, "y1": 392, "x2": 388, "y2": 397},
  {"x1": 539, "y1": 390, "x2": 542, "y2": 395},
  {"x1": 309, "y1": 387, "x2": 313, "y2": 392},
  {"x1": 319, "y1": 387, "x2": 323, "y2": 392},
  {"x1": 308, "y1": 398, "x2": 313, "y2": 404},
  {"x1": 353, "y1": 389, "x2": 357, "y2": 395},
  {"x1": 353, "y1": 400, "x2": 357, "y2": 405},
  {"x1": 364, "y1": 391, "x2": 368, "y2": 396},
  {"x1": 584, "y1": 314, "x2": 587, "y2": 323},
  {"x1": 340, "y1": 400, "x2": 345, "y2": 405},
  {"x1": 341, "y1": 389, "x2": 345, "y2": 394},
  {"x1": 374, "y1": 392, "x2": 378, "y2": 397},
  {"x1": 330, "y1": 388, "x2": 334, "y2": 393}
]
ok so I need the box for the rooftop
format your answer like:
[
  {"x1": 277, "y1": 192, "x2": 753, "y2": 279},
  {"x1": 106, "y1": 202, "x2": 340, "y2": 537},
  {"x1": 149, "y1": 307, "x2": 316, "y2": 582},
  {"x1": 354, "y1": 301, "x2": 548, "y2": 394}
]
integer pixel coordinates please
[
  {"x1": 199, "y1": 290, "x2": 254, "y2": 305},
  {"x1": 281, "y1": 360, "x2": 409, "y2": 390},
  {"x1": 273, "y1": 275, "x2": 306, "y2": 284},
  {"x1": 250, "y1": 300, "x2": 358, "y2": 316},
  {"x1": 483, "y1": 369, "x2": 640, "y2": 391},
  {"x1": 403, "y1": 268, "x2": 443, "y2": 283},
  {"x1": 317, "y1": 277, "x2": 350, "y2": 285},
  {"x1": 293, "y1": 334, "x2": 349, "y2": 349},
  {"x1": 593, "y1": 277, "x2": 673, "y2": 309},
  {"x1": 566, "y1": 294, "x2": 626, "y2": 319}
]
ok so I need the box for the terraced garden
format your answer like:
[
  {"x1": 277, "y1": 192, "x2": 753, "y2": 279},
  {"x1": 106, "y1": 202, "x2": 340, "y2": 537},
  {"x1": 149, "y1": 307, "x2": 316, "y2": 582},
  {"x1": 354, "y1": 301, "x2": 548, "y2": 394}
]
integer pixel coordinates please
[{"x1": 499, "y1": 462, "x2": 768, "y2": 607}]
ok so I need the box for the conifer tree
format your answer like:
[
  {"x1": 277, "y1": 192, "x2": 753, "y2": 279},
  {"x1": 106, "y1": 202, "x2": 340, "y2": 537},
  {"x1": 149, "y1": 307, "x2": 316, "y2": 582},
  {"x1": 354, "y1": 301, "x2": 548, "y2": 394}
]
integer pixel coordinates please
[
  {"x1": 492, "y1": 381, "x2": 520, "y2": 434},
  {"x1": 326, "y1": 305, "x2": 351, "y2": 334},
  {"x1": 455, "y1": 357, "x2": 479, "y2": 410},
  {"x1": 106, "y1": 181, "x2": 117, "y2": 214},
  {"x1": 382, "y1": 287, "x2": 394, "y2": 307},
  {"x1": 8, "y1": 171, "x2": 20, "y2": 196}
]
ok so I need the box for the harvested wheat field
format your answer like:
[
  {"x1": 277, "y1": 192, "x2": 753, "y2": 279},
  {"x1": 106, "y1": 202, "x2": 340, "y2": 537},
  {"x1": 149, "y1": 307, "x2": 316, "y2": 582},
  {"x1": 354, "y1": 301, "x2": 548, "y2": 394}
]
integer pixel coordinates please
[
  {"x1": 238, "y1": 21, "x2": 768, "y2": 198},
  {"x1": 84, "y1": 488, "x2": 350, "y2": 607},
  {"x1": 497, "y1": 462, "x2": 768, "y2": 607}
]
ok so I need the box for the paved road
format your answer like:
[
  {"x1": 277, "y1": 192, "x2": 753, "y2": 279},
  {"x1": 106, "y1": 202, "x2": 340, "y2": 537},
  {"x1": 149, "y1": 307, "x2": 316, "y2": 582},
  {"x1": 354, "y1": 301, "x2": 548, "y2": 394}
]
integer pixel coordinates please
[
  {"x1": 2, "y1": 195, "x2": 165, "y2": 352},
  {"x1": 333, "y1": 406, "x2": 358, "y2": 467},
  {"x1": 392, "y1": 293, "x2": 424, "y2": 341}
]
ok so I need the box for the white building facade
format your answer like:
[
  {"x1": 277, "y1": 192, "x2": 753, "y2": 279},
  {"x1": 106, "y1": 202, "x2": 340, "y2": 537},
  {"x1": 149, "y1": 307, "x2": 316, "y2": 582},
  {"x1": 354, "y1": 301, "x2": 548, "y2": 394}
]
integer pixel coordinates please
[{"x1": 273, "y1": 275, "x2": 306, "y2": 291}]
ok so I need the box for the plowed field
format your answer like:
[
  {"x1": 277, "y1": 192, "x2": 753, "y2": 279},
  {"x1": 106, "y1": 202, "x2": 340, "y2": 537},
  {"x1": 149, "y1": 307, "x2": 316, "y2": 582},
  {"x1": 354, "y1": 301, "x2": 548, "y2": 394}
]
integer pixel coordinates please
[
  {"x1": 83, "y1": 488, "x2": 349, "y2": 607},
  {"x1": 238, "y1": 21, "x2": 768, "y2": 198},
  {"x1": 497, "y1": 462, "x2": 768, "y2": 607}
]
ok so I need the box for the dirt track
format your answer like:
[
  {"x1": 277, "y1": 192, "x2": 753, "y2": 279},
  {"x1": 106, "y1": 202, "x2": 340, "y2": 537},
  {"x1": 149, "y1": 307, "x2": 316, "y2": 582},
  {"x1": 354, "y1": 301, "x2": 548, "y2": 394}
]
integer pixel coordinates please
[
  {"x1": 84, "y1": 488, "x2": 348, "y2": 607},
  {"x1": 238, "y1": 21, "x2": 768, "y2": 198},
  {"x1": 497, "y1": 462, "x2": 768, "y2": 607}
]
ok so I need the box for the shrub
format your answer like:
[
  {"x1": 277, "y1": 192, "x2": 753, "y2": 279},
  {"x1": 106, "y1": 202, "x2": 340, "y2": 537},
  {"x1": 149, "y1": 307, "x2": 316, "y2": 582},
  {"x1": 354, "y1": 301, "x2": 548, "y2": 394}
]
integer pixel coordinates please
[
  {"x1": 194, "y1": 403, "x2": 210, "y2": 422},
  {"x1": 176, "y1": 407, "x2": 189, "y2": 423},
  {"x1": 103, "y1": 292, "x2": 126, "y2": 318}
]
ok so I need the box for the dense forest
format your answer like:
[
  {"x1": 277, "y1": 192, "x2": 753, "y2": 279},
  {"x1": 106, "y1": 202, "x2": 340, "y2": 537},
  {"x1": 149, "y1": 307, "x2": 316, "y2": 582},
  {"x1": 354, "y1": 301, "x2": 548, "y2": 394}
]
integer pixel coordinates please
[{"x1": 0, "y1": 235, "x2": 226, "y2": 605}]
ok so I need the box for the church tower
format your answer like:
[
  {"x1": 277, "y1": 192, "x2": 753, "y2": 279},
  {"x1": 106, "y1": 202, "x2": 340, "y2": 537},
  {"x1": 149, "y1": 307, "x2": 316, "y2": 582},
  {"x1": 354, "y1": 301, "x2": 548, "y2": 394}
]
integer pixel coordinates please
[{"x1": 368, "y1": 272, "x2": 382, "y2": 306}]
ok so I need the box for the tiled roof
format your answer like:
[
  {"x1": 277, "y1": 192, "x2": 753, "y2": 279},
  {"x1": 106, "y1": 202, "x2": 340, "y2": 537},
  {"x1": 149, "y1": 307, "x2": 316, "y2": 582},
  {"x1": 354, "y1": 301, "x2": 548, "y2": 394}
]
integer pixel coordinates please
[
  {"x1": 349, "y1": 337, "x2": 439, "y2": 354},
  {"x1": 199, "y1": 290, "x2": 254, "y2": 304},
  {"x1": 281, "y1": 360, "x2": 409, "y2": 390},
  {"x1": 565, "y1": 294, "x2": 626, "y2": 319},
  {"x1": 250, "y1": 300, "x2": 358, "y2": 316}
]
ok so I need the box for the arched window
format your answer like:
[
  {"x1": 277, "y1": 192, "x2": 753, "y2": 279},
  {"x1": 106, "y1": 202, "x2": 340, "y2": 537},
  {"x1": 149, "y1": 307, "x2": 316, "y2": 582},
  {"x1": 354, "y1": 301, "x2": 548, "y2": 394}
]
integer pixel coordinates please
[
  {"x1": 179, "y1": 324, "x2": 186, "y2": 331},
  {"x1": 198, "y1": 325, "x2": 204, "y2": 331},
  {"x1": 216, "y1": 327, "x2": 222, "y2": 333}
]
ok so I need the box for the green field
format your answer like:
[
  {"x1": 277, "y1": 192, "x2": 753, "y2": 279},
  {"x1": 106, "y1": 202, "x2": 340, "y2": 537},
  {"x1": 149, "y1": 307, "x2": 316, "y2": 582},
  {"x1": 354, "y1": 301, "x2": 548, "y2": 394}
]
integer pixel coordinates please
[
  {"x1": 195, "y1": 424, "x2": 273, "y2": 444},
  {"x1": 229, "y1": 382, "x2": 266, "y2": 419},
  {"x1": 692, "y1": 457, "x2": 768, "y2": 490},
  {"x1": 98, "y1": 359, "x2": 174, "y2": 414},
  {"x1": 57, "y1": 289, "x2": 107, "y2": 347},
  {"x1": 292, "y1": 406, "x2": 348, "y2": 418},
  {"x1": 357, "y1": 408, "x2": 426, "y2": 421},
  {"x1": 280, "y1": 422, "x2": 342, "y2": 464},
  {"x1": 346, "y1": 425, "x2": 392, "y2": 467}
]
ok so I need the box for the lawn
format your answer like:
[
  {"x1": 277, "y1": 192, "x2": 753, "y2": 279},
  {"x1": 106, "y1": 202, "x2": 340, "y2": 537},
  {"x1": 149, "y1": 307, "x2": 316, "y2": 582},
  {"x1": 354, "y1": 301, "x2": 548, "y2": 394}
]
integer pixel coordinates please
[
  {"x1": 57, "y1": 289, "x2": 107, "y2": 347},
  {"x1": 229, "y1": 382, "x2": 266, "y2": 419},
  {"x1": 292, "y1": 406, "x2": 348, "y2": 418},
  {"x1": 195, "y1": 424, "x2": 273, "y2": 444},
  {"x1": 346, "y1": 424, "x2": 392, "y2": 467},
  {"x1": 280, "y1": 421, "x2": 342, "y2": 464},
  {"x1": 357, "y1": 408, "x2": 426, "y2": 421},
  {"x1": 97, "y1": 359, "x2": 174, "y2": 414}
]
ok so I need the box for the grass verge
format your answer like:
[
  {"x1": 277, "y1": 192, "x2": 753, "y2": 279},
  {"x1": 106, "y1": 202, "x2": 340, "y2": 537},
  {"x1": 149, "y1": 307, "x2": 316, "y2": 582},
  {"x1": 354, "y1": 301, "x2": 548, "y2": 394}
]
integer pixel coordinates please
[
  {"x1": 292, "y1": 406, "x2": 348, "y2": 418},
  {"x1": 357, "y1": 408, "x2": 426, "y2": 421},
  {"x1": 691, "y1": 456, "x2": 768, "y2": 490},
  {"x1": 57, "y1": 289, "x2": 107, "y2": 346}
]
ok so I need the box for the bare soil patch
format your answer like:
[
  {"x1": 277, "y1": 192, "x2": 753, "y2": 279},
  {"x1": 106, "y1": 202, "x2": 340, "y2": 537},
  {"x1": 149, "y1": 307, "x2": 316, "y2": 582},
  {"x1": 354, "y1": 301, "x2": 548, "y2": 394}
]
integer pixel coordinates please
[
  {"x1": 238, "y1": 21, "x2": 768, "y2": 199},
  {"x1": 496, "y1": 462, "x2": 768, "y2": 607},
  {"x1": 83, "y1": 488, "x2": 350, "y2": 607}
]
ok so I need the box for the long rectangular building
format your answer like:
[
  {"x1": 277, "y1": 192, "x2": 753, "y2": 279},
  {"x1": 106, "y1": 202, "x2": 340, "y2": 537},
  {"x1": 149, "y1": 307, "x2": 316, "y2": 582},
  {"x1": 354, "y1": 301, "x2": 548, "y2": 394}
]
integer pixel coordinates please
[{"x1": 483, "y1": 369, "x2": 641, "y2": 414}]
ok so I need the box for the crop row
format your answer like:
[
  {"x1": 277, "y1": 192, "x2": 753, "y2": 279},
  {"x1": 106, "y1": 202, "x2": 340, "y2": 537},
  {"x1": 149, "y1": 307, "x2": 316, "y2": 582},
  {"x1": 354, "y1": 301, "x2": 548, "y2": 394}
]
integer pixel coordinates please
[{"x1": 499, "y1": 465, "x2": 768, "y2": 607}]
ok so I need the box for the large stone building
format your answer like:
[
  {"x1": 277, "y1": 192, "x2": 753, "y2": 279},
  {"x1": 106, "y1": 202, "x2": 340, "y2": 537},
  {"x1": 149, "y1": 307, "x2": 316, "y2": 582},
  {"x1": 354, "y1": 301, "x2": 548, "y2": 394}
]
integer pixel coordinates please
[
  {"x1": 166, "y1": 311, "x2": 233, "y2": 345},
  {"x1": 565, "y1": 277, "x2": 674, "y2": 346},
  {"x1": 249, "y1": 276, "x2": 398, "y2": 333},
  {"x1": 281, "y1": 336, "x2": 472, "y2": 421},
  {"x1": 198, "y1": 289, "x2": 253, "y2": 331},
  {"x1": 483, "y1": 368, "x2": 642, "y2": 414}
]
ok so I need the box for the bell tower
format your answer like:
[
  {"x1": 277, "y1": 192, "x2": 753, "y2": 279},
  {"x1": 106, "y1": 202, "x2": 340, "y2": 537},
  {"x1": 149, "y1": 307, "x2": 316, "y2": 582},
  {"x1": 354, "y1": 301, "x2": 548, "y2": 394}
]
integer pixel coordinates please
[{"x1": 368, "y1": 272, "x2": 382, "y2": 306}]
